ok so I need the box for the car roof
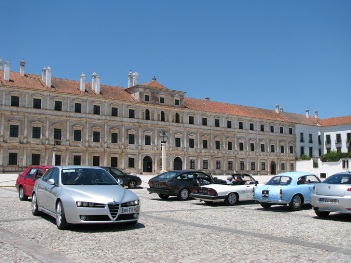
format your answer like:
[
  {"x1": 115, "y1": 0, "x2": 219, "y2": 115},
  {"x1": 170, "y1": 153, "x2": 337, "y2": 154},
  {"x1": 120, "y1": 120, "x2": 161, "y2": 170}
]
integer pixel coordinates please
[
  {"x1": 55, "y1": 166, "x2": 105, "y2": 170},
  {"x1": 273, "y1": 171, "x2": 316, "y2": 179}
]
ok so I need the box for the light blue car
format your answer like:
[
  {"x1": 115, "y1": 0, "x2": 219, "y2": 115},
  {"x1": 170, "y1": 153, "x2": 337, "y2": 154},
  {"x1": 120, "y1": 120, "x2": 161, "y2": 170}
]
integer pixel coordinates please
[{"x1": 254, "y1": 172, "x2": 321, "y2": 210}]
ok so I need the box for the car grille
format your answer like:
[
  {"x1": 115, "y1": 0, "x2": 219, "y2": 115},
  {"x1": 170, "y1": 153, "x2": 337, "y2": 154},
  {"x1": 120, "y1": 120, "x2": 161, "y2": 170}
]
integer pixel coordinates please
[{"x1": 108, "y1": 203, "x2": 120, "y2": 219}]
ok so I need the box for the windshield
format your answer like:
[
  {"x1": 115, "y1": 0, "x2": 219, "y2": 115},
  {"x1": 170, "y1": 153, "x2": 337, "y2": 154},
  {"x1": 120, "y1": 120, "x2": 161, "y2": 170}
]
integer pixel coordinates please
[
  {"x1": 157, "y1": 171, "x2": 179, "y2": 179},
  {"x1": 266, "y1": 176, "x2": 292, "y2": 186},
  {"x1": 323, "y1": 173, "x2": 351, "y2": 184},
  {"x1": 61, "y1": 168, "x2": 118, "y2": 185}
]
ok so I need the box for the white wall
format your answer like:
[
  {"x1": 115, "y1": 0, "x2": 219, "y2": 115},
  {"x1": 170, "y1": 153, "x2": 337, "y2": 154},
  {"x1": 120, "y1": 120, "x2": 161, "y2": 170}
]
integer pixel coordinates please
[{"x1": 296, "y1": 159, "x2": 350, "y2": 179}]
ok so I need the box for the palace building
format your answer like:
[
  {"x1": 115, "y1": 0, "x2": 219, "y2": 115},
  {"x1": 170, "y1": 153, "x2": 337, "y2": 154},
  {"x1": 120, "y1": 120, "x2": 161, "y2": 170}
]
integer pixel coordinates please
[{"x1": 0, "y1": 59, "x2": 349, "y2": 174}]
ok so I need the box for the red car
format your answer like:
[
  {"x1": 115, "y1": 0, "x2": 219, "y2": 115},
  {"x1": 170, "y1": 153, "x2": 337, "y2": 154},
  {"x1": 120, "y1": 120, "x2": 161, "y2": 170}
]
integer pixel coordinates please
[{"x1": 15, "y1": 165, "x2": 52, "y2": 201}]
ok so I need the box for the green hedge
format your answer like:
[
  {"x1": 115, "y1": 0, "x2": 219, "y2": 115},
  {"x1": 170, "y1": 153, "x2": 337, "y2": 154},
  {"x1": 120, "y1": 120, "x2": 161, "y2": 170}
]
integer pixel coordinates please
[{"x1": 320, "y1": 151, "x2": 351, "y2": 162}]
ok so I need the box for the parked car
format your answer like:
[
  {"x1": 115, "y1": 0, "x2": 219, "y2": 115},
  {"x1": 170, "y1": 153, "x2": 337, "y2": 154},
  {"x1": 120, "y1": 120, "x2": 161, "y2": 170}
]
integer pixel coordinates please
[
  {"x1": 311, "y1": 172, "x2": 351, "y2": 218},
  {"x1": 254, "y1": 172, "x2": 321, "y2": 210},
  {"x1": 15, "y1": 165, "x2": 52, "y2": 201},
  {"x1": 31, "y1": 166, "x2": 140, "y2": 229},
  {"x1": 190, "y1": 174, "x2": 261, "y2": 205},
  {"x1": 100, "y1": 167, "x2": 142, "y2": 188},
  {"x1": 147, "y1": 170, "x2": 222, "y2": 200}
]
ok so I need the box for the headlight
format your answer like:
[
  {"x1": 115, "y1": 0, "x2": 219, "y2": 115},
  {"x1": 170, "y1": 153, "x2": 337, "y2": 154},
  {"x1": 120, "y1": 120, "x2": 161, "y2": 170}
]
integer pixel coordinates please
[
  {"x1": 123, "y1": 200, "x2": 139, "y2": 206},
  {"x1": 76, "y1": 201, "x2": 103, "y2": 207}
]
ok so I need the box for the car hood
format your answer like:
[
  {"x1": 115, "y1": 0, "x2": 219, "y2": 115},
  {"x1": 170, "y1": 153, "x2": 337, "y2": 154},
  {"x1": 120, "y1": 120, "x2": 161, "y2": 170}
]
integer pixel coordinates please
[{"x1": 62, "y1": 185, "x2": 139, "y2": 203}]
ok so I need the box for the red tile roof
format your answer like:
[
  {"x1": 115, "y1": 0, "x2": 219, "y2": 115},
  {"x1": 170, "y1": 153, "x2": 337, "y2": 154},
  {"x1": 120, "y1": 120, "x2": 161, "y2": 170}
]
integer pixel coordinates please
[
  {"x1": 319, "y1": 116, "x2": 351, "y2": 127},
  {"x1": 141, "y1": 79, "x2": 169, "y2": 90}
]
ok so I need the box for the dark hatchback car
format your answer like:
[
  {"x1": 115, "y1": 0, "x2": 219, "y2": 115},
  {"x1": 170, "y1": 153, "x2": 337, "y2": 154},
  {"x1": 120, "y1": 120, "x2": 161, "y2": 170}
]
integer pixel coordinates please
[
  {"x1": 147, "y1": 170, "x2": 224, "y2": 200},
  {"x1": 101, "y1": 167, "x2": 142, "y2": 188}
]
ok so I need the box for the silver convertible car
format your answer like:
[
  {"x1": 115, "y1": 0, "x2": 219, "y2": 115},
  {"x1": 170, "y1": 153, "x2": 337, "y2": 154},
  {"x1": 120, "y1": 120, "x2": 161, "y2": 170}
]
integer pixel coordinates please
[
  {"x1": 31, "y1": 166, "x2": 140, "y2": 229},
  {"x1": 311, "y1": 172, "x2": 351, "y2": 218}
]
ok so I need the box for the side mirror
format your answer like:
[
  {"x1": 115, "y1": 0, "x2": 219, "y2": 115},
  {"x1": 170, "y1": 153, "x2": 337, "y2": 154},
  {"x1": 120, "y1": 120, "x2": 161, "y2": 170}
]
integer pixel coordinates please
[
  {"x1": 255, "y1": 181, "x2": 259, "y2": 186},
  {"x1": 47, "y1": 178, "x2": 55, "y2": 185},
  {"x1": 117, "y1": 178, "x2": 123, "y2": 185}
]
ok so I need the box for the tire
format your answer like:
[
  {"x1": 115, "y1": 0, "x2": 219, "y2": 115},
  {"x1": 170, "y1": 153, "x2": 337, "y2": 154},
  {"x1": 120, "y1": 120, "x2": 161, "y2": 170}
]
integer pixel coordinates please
[
  {"x1": 19, "y1": 186, "x2": 28, "y2": 201},
  {"x1": 289, "y1": 194, "x2": 303, "y2": 211},
  {"x1": 315, "y1": 210, "x2": 330, "y2": 218},
  {"x1": 178, "y1": 188, "x2": 190, "y2": 200},
  {"x1": 260, "y1": 203, "x2": 272, "y2": 209},
  {"x1": 56, "y1": 201, "x2": 69, "y2": 230},
  {"x1": 224, "y1": 193, "x2": 238, "y2": 206},
  {"x1": 31, "y1": 193, "x2": 40, "y2": 216},
  {"x1": 158, "y1": 194, "x2": 169, "y2": 200},
  {"x1": 128, "y1": 180, "x2": 137, "y2": 189}
]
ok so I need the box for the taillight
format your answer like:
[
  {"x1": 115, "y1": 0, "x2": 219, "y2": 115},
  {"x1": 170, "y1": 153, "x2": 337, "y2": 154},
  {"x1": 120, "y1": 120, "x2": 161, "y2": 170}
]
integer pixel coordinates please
[
  {"x1": 207, "y1": 189, "x2": 217, "y2": 196},
  {"x1": 148, "y1": 181, "x2": 153, "y2": 187},
  {"x1": 347, "y1": 188, "x2": 351, "y2": 192},
  {"x1": 161, "y1": 182, "x2": 168, "y2": 188},
  {"x1": 192, "y1": 188, "x2": 198, "y2": 194},
  {"x1": 280, "y1": 189, "x2": 283, "y2": 199}
]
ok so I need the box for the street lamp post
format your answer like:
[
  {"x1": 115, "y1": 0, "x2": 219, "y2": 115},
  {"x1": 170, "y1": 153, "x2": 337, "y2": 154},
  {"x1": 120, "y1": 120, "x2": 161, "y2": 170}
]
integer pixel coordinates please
[
  {"x1": 160, "y1": 131, "x2": 168, "y2": 173},
  {"x1": 52, "y1": 145, "x2": 56, "y2": 166}
]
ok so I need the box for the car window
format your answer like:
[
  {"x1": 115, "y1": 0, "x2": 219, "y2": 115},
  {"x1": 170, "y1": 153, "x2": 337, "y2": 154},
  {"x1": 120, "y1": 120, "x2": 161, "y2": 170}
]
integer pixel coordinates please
[
  {"x1": 111, "y1": 168, "x2": 124, "y2": 176},
  {"x1": 62, "y1": 168, "x2": 117, "y2": 185},
  {"x1": 324, "y1": 174, "x2": 351, "y2": 184},
  {"x1": 158, "y1": 171, "x2": 178, "y2": 179},
  {"x1": 266, "y1": 176, "x2": 291, "y2": 186},
  {"x1": 305, "y1": 175, "x2": 321, "y2": 184},
  {"x1": 50, "y1": 168, "x2": 60, "y2": 185},
  {"x1": 27, "y1": 168, "x2": 37, "y2": 178},
  {"x1": 42, "y1": 168, "x2": 54, "y2": 182}
]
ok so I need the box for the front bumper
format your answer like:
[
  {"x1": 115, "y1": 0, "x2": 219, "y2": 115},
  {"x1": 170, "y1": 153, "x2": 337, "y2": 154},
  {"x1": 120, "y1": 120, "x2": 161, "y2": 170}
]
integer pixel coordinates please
[{"x1": 190, "y1": 193, "x2": 224, "y2": 202}]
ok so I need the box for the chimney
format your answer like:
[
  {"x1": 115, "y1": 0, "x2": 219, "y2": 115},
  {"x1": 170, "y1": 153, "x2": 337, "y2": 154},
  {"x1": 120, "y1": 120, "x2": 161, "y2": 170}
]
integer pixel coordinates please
[
  {"x1": 42, "y1": 67, "x2": 47, "y2": 81},
  {"x1": 20, "y1": 60, "x2": 25, "y2": 76},
  {"x1": 315, "y1": 111, "x2": 319, "y2": 118},
  {"x1": 280, "y1": 107, "x2": 284, "y2": 113},
  {"x1": 92, "y1": 72, "x2": 98, "y2": 93},
  {"x1": 0, "y1": 59, "x2": 3, "y2": 70},
  {"x1": 128, "y1": 70, "x2": 133, "y2": 88},
  {"x1": 205, "y1": 97, "x2": 210, "y2": 101},
  {"x1": 45, "y1": 67, "x2": 52, "y2": 87},
  {"x1": 80, "y1": 72, "x2": 86, "y2": 92},
  {"x1": 4, "y1": 61, "x2": 10, "y2": 80},
  {"x1": 96, "y1": 75, "x2": 101, "y2": 94},
  {"x1": 306, "y1": 108, "x2": 309, "y2": 118},
  {"x1": 133, "y1": 72, "x2": 139, "y2": 86},
  {"x1": 275, "y1": 104, "x2": 279, "y2": 113}
]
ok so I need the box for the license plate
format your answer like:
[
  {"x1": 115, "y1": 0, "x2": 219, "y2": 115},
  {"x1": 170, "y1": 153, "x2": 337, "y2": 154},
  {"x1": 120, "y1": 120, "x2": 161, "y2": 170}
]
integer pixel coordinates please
[
  {"x1": 319, "y1": 198, "x2": 339, "y2": 204},
  {"x1": 198, "y1": 189, "x2": 208, "y2": 194},
  {"x1": 121, "y1": 206, "x2": 140, "y2": 214},
  {"x1": 153, "y1": 183, "x2": 161, "y2": 188},
  {"x1": 262, "y1": 190, "x2": 269, "y2": 197}
]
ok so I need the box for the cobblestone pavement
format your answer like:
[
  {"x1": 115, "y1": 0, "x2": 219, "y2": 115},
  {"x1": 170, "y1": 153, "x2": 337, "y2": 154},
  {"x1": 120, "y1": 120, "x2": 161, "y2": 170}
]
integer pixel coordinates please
[{"x1": 1, "y1": 174, "x2": 351, "y2": 262}]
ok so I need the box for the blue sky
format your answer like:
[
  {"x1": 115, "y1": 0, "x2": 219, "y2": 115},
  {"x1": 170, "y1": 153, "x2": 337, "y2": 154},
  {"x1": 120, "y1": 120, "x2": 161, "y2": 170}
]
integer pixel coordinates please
[{"x1": 2, "y1": 0, "x2": 351, "y2": 118}]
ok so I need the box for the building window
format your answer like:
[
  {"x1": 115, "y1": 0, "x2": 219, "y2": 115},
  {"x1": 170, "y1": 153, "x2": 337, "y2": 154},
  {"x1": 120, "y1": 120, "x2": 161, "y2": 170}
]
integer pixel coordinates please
[
  {"x1": 145, "y1": 95, "x2": 150, "y2": 102},
  {"x1": 175, "y1": 99, "x2": 180, "y2": 106},
  {"x1": 239, "y1": 161, "x2": 244, "y2": 170},
  {"x1": 239, "y1": 142, "x2": 244, "y2": 151},
  {"x1": 261, "y1": 162, "x2": 266, "y2": 170},
  {"x1": 281, "y1": 163, "x2": 285, "y2": 171},
  {"x1": 215, "y1": 119, "x2": 220, "y2": 127},
  {"x1": 202, "y1": 117, "x2": 207, "y2": 126},
  {"x1": 189, "y1": 138, "x2": 195, "y2": 148},
  {"x1": 250, "y1": 143, "x2": 255, "y2": 151},
  {"x1": 32, "y1": 127, "x2": 41, "y2": 139},
  {"x1": 250, "y1": 123, "x2": 254, "y2": 131},
  {"x1": 93, "y1": 131, "x2": 100, "y2": 142},
  {"x1": 270, "y1": 145, "x2": 275, "y2": 153},
  {"x1": 33, "y1": 98, "x2": 41, "y2": 109},
  {"x1": 161, "y1": 111, "x2": 165, "y2": 122},
  {"x1": 175, "y1": 138, "x2": 181, "y2": 147},
  {"x1": 290, "y1": 163, "x2": 294, "y2": 171},
  {"x1": 347, "y1": 133, "x2": 351, "y2": 143},
  {"x1": 93, "y1": 105, "x2": 100, "y2": 115},
  {"x1": 11, "y1": 96, "x2": 19, "y2": 107},
  {"x1": 54, "y1": 101, "x2": 62, "y2": 111},
  {"x1": 260, "y1": 124, "x2": 264, "y2": 132},
  {"x1": 251, "y1": 162, "x2": 255, "y2": 170},
  {"x1": 337, "y1": 147, "x2": 341, "y2": 153},
  {"x1": 228, "y1": 141, "x2": 233, "y2": 150},
  {"x1": 326, "y1": 135, "x2": 331, "y2": 144},
  {"x1": 336, "y1": 134, "x2": 341, "y2": 143},
  {"x1": 309, "y1": 147, "x2": 313, "y2": 157},
  {"x1": 111, "y1": 157, "x2": 118, "y2": 167},
  {"x1": 318, "y1": 135, "x2": 321, "y2": 145},
  {"x1": 55, "y1": 155, "x2": 61, "y2": 166},
  {"x1": 309, "y1": 134, "x2": 313, "y2": 143},
  {"x1": 342, "y1": 160, "x2": 349, "y2": 169},
  {"x1": 203, "y1": 160, "x2": 208, "y2": 169},
  {"x1": 93, "y1": 156, "x2": 100, "y2": 166},
  {"x1": 239, "y1": 122, "x2": 243, "y2": 129},
  {"x1": 54, "y1": 128, "x2": 61, "y2": 141},
  {"x1": 227, "y1": 120, "x2": 232, "y2": 128},
  {"x1": 9, "y1": 153, "x2": 18, "y2": 165},
  {"x1": 228, "y1": 161, "x2": 233, "y2": 170},
  {"x1": 301, "y1": 146, "x2": 305, "y2": 156},
  {"x1": 189, "y1": 116, "x2": 194, "y2": 124},
  {"x1": 175, "y1": 113, "x2": 180, "y2": 123},
  {"x1": 300, "y1": 133, "x2": 304, "y2": 143},
  {"x1": 215, "y1": 140, "x2": 220, "y2": 150},
  {"x1": 289, "y1": 127, "x2": 293, "y2": 134},
  {"x1": 129, "y1": 109, "x2": 135, "y2": 118},
  {"x1": 111, "y1": 133, "x2": 118, "y2": 143},
  {"x1": 74, "y1": 155, "x2": 81, "y2": 165},
  {"x1": 203, "y1": 139, "x2": 208, "y2": 149},
  {"x1": 270, "y1": 125, "x2": 274, "y2": 133},
  {"x1": 281, "y1": 145, "x2": 285, "y2": 153},
  {"x1": 144, "y1": 109, "x2": 150, "y2": 120},
  {"x1": 128, "y1": 157, "x2": 135, "y2": 168},
  {"x1": 111, "y1": 107, "x2": 118, "y2": 116},
  {"x1": 159, "y1": 97, "x2": 165, "y2": 104},
  {"x1": 145, "y1": 135, "x2": 151, "y2": 145},
  {"x1": 190, "y1": 160, "x2": 195, "y2": 169},
  {"x1": 280, "y1": 127, "x2": 284, "y2": 134},
  {"x1": 32, "y1": 154, "x2": 40, "y2": 165},
  {"x1": 128, "y1": 134, "x2": 135, "y2": 144},
  {"x1": 75, "y1": 103, "x2": 82, "y2": 113},
  {"x1": 261, "y1": 144, "x2": 265, "y2": 152},
  {"x1": 74, "y1": 130, "x2": 81, "y2": 141},
  {"x1": 216, "y1": 160, "x2": 221, "y2": 169},
  {"x1": 10, "y1": 125, "x2": 19, "y2": 137},
  {"x1": 290, "y1": 145, "x2": 294, "y2": 154},
  {"x1": 326, "y1": 147, "x2": 331, "y2": 153}
]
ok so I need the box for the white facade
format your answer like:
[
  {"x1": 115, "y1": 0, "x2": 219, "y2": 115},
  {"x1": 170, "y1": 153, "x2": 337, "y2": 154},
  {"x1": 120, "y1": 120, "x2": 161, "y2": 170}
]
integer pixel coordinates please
[{"x1": 296, "y1": 158, "x2": 350, "y2": 179}]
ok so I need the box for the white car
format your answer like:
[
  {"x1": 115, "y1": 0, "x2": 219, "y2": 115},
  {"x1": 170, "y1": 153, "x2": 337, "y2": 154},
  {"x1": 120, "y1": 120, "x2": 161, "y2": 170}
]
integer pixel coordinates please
[{"x1": 190, "y1": 174, "x2": 260, "y2": 205}]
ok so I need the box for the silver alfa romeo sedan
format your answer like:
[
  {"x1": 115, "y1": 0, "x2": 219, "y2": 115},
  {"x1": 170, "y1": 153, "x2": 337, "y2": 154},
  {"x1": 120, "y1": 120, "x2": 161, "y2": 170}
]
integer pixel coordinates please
[{"x1": 31, "y1": 166, "x2": 140, "y2": 229}]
